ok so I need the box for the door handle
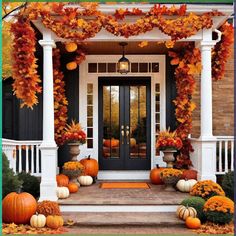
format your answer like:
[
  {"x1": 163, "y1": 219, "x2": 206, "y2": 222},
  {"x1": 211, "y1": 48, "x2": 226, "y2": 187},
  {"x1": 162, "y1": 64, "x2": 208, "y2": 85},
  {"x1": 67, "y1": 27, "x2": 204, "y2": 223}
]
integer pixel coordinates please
[
  {"x1": 121, "y1": 125, "x2": 124, "y2": 144},
  {"x1": 126, "y1": 125, "x2": 130, "y2": 145}
]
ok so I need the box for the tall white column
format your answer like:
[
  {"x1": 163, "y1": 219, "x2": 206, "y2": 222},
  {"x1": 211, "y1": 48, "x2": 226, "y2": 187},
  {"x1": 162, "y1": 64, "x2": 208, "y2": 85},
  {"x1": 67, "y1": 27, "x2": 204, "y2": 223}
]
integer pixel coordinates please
[
  {"x1": 39, "y1": 31, "x2": 58, "y2": 201},
  {"x1": 195, "y1": 29, "x2": 217, "y2": 182}
]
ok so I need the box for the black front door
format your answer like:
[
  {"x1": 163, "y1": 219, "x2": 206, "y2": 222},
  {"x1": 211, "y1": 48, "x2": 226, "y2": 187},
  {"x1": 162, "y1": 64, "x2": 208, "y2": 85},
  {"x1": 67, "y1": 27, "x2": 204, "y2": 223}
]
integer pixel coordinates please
[{"x1": 98, "y1": 77, "x2": 151, "y2": 170}]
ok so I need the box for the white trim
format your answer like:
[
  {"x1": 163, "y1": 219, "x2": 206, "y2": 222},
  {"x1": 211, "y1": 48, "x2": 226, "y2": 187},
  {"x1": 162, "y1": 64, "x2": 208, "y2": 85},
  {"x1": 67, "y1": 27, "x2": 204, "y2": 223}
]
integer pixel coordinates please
[
  {"x1": 79, "y1": 55, "x2": 166, "y2": 176},
  {"x1": 98, "y1": 171, "x2": 149, "y2": 180},
  {"x1": 60, "y1": 205, "x2": 178, "y2": 213}
]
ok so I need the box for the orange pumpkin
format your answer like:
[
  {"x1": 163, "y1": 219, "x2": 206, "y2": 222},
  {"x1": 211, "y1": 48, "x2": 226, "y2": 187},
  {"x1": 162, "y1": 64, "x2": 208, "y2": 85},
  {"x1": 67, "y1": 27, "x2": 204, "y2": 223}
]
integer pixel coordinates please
[
  {"x1": 65, "y1": 42, "x2": 77, "y2": 52},
  {"x1": 46, "y1": 215, "x2": 64, "y2": 229},
  {"x1": 185, "y1": 217, "x2": 201, "y2": 229},
  {"x1": 103, "y1": 138, "x2": 119, "y2": 148},
  {"x1": 56, "y1": 174, "x2": 69, "y2": 187},
  {"x1": 66, "y1": 61, "x2": 77, "y2": 70},
  {"x1": 68, "y1": 183, "x2": 79, "y2": 193},
  {"x1": 80, "y1": 155, "x2": 99, "y2": 177},
  {"x1": 150, "y1": 165, "x2": 164, "y2": 185},
  {"x1": 3, "y1": 192, "x2": 37, "y2": 224},
  {"x1": 181, "y1": 170, "x2": 198, "y2": 180}
]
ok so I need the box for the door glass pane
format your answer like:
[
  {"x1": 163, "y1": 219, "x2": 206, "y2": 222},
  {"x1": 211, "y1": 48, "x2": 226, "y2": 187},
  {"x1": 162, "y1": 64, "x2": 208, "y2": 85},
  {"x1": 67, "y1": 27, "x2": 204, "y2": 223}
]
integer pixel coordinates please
[
  {"x1": 129, "y1": 86, "x2": 147, "y2": 159},
  {"x1": 102, "y1": 86, "x2": 120, "y2": 159}
]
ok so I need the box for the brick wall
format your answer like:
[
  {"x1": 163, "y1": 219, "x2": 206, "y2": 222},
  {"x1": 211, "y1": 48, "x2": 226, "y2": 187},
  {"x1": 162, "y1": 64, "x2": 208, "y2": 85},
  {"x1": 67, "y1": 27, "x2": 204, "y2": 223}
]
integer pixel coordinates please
[{"x1": 191, "y1": 47, "x2": 234, "y2": 137}]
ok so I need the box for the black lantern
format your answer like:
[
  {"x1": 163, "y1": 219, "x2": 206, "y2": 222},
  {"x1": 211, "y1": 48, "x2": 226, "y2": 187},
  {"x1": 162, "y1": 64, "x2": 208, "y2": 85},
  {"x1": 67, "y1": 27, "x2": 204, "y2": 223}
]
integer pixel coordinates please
[{"x1": 117, "y1": 42, "x2": 130, "y2": 74}]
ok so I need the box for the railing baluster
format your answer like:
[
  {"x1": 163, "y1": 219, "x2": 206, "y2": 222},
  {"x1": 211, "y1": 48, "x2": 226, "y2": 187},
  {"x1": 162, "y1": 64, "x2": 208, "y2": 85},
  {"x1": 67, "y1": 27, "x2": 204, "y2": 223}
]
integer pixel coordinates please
[
  {"x1": 219, "y1": 141, "x2": 222, "y2": 173},
  {"x1": 231, "y1": 140, "x2": 234, "y2": 171},
  {"x1": 26, "y1": 145, "x2": 29, "y2": 173},
  {"x1": 36, "y1": 145, "x2": 39, "y2": 174},
  {"x1": 18, "y1": 145, "x2": 22, "y2": 173},
  {"x1": 224, "y1": 141, "x2": 228, "y2": 173},
  {"x1": 12, "y1": 146, "x2": 17, "y2": 173},
  {"x1": 31, "y1": 145, "x2": 34, "y2": 173}
]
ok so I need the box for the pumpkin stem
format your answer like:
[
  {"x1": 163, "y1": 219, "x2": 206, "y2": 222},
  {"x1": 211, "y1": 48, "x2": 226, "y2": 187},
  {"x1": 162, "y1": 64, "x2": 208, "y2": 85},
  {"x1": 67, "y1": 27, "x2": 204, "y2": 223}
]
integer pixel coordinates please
[{"x1": 88, "y1": 155, "x2": 91, "y2": 160}]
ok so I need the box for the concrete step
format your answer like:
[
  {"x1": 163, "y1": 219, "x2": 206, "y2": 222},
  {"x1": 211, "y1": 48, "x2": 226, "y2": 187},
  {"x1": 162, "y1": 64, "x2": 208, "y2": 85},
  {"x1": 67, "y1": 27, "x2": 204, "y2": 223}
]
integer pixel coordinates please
[{"x1": 62, "y1": 212, "x2": 184, "y2": 227}]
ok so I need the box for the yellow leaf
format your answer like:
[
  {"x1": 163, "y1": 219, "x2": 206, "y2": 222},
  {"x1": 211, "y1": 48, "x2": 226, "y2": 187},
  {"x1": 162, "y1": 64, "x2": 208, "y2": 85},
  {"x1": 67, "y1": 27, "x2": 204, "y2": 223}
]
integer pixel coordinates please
[{"x1": 138, "y1": 41, "x2": 148, "y2": 48}]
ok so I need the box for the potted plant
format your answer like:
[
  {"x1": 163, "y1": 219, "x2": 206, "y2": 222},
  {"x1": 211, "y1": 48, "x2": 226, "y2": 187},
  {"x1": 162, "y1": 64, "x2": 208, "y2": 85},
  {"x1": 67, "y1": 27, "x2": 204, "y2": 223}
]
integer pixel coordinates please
[
  {"x1": 160, "y1": 168, "x2": 183, "y2": 191},
  {"x1": 62, "y1": 161, "x2": 84, "y2": 186},
  {"x1": 156, "y1": 129, "x2": 183, "y2": 168},
  {"x1": 63, "y1": 120, "x2": 86, "y2": 161}
]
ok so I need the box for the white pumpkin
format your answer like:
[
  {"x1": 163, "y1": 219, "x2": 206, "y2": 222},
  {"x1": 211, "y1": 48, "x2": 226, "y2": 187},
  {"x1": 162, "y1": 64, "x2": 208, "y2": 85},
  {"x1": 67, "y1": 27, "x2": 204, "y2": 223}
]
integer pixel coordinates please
[
  {"x1": 30, "y1": 214, "x2": 46, "y2": 228},
  {"x1": 176, "y1": 205, "x2": 197, "y2": 221},
  {"x1": 78, "y1": 175, "x2": 93, "y2": 186},
  {"x1": 56, "y1": 187, "x2": 70, "y2": 199},
  {"x1": 176, "y1": 179, "x2": 197, "y2": 192}
]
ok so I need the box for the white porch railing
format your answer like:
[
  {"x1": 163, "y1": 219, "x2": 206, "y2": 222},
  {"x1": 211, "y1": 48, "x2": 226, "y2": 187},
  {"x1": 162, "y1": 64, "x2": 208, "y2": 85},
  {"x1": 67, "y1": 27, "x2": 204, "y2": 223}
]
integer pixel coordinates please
[
  {"x1": 216, "y1": 136, "x2": 234, "y2": 175},
  {"x1": 2, "y1": 138, "x2": 42, "y2": 177}
]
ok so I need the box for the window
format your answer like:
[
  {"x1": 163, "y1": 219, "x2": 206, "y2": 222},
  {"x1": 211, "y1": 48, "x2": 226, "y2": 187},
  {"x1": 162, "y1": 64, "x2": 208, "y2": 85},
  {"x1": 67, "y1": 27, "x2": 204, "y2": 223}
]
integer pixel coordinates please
[{"x1": 87, "y1": 84, "x2": 93, "y2": 148}]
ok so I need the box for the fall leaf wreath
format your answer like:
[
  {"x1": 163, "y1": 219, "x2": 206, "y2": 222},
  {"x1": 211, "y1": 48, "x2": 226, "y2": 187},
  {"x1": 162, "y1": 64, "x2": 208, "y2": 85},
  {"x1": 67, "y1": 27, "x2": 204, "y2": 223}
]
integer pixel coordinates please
[{"x1": 10, "y1": 3, "x2": 233, "y2": 163}]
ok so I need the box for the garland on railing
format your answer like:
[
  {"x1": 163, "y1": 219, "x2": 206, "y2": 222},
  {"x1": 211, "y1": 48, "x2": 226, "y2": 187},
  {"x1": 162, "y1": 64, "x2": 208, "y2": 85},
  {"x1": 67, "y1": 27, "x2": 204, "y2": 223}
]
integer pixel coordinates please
[
  {"x1": 10, "y1": 18, "x2": 41, "y2": 108},
  {"x1": 53, "y1": 48, "x2": 68, "y2": 145},
  {"x1": 169, "y1": 43, "x2": 201, "y2": 168},
  {"x1": 212, "y1": 21, "x2": 234, "y2": 81}
]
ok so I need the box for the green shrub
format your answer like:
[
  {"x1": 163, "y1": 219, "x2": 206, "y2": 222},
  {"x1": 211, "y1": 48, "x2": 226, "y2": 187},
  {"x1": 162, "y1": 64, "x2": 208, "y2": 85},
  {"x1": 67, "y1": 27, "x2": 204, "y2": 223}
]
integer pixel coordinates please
[
  {"x1": 205, "y1": 211, "x2": 233, "y2": 224},
  {"x1": 17, "y1": 172, "x2": 40, "y2": 198},
  {"x1": 222, "y1": 171, "x2": 234, "y2": 200},
  {"x1": 2, "y1": 153, "x2": 22, "y2": 198},
  {"x1": 181, "y1": 196, "x2": 206, "y2": 221}
]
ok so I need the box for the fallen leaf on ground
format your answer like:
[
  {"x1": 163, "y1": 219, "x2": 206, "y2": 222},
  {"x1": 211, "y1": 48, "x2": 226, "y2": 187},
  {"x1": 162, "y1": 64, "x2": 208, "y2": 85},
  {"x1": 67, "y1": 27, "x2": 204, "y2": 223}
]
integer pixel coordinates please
[{"x1": 193, "y1": 222, "x2": 234, "y2": 234}]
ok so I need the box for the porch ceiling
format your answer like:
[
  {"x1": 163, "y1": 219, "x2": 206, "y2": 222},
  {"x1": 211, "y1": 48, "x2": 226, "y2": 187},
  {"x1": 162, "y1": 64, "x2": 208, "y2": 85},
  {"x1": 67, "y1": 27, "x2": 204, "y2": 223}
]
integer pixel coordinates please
[{"x1": 58, "y1": 41, "x2": 187, "y2": 55}]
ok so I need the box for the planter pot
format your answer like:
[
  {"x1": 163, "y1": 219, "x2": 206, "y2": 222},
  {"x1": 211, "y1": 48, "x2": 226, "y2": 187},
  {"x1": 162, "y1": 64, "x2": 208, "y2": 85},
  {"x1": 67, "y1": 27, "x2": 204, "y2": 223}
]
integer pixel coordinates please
[
  {"x1": 68, "y1": 142, "x2": 80, "y2": 161},
  {"x1": 62, "y1": 168, "x2": 83, "y2": 187},
  {"x1": 161, "y1": 149, "x2": 177, "y2": 168},
  {"x1": 161, "y1": 176, "x2": 180, "y2": 192}
]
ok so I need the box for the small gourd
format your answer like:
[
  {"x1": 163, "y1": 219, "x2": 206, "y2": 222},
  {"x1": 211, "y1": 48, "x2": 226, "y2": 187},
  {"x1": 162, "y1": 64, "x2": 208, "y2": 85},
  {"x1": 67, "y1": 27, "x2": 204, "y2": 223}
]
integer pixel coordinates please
[
  {"x1": 46, "y1": 215, "x2": 64, "y2": 229},
  {"x1": 30, "y1": 213, "x2": 46, "y2": 228},
  {"x1": 66, "y1": 61, "x2": 77, "y2": 70},
  {"x1": 65, "y1": 42, "x2": 77, "y2": 52},
  {"x1": 176, "y1": 179, "x2": 197, "y2": 192},
  {"x1": 185, "y1": 216, "x2": 201, "y2": 229},
  {"x1": 56, "y1": 187, "x2": 70, "y2": 199},
  {"x1": 78, "y1": 175, "x2": 93, "y2": 186},
  {"x1": 176, "y1": 205, "x2": 197, "y2": 221}
]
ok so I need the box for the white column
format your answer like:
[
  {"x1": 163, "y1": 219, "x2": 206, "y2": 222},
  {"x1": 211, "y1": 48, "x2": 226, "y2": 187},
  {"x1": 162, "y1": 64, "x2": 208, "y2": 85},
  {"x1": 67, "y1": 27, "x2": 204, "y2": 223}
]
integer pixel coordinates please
[
  {"x1": 39, "y1": 31, "x2": 58, "y2": 201},
  {"x1": 195, "y1": 29, "x2": 217, "y2": 182}
]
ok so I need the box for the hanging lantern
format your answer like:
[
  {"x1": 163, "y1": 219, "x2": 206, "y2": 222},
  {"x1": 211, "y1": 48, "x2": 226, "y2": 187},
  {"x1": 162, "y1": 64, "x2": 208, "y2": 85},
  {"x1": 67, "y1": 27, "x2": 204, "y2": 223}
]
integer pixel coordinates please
[
  {"x1": 65, "y1": 42, "x2": 77, "y2": 52},
  {"x1": 66, "y1": 61, "x2": 77, "y2": 70},
  {"x1": 117, "y1": 42, "x2": 130, "y2": 74}
]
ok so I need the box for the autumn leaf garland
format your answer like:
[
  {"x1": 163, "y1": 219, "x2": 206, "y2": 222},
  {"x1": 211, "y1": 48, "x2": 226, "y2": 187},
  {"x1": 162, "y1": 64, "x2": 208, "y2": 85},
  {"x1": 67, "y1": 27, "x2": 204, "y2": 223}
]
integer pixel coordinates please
[
  {"x1": 53, "y1": 48, "x2": 68, "y2": 145},
  {"x1": 11, "y1": 18, "x2": 42, "y2": 108}
]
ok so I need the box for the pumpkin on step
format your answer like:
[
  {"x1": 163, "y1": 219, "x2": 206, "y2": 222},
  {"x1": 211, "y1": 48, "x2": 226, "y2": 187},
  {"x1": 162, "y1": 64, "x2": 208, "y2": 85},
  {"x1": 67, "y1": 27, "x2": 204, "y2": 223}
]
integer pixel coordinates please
[
  {"x1": 176, "y1": 205, "x2": 197, "y2": 221},
  {"x1": 2, "y1": 192, "x2": 37, "y2": 224},
  {"x1": 80, "y1": 155, "x2": 98, "y2": 177},
  {"x1": 185, "y1": 217, "x2": 201, "y2": 229},
  {"x1": 181, "y1": 169, "x2": 198, "y2": 180},
  {"x1": 68, "y1": 183, "x2": 79, "y2": 193},
  {"x1": 30, "y1": 214, "x2": 46, "y2": 228},
  {"x1": 176, "y1": 179, "x2": 197, "y2": 192},
  {"x1": 56, "y1": 174, "x2": 69, "y2": 187},
  {"x1": 46, "y1": 215, "x2": 64, "y2": 229},
  {"x1": 150, "y1": 165, "x2": 164, "y2": 185},
  {"x1": 78, "y1": 175, "x2": 93, "y2": 186},
  {"x1": 56, "y1": 187, "x2": 70, "y2": 199}
]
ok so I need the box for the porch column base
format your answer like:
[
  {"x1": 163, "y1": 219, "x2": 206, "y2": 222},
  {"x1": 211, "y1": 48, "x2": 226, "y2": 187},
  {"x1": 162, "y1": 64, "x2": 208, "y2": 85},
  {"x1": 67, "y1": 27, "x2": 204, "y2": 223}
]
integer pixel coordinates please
[
  {"x1": 39, "y1": 143, "x2": 58, "y2": 202},
  {"x1": 190, "y1": 138, "x2": 217, "y2": 182}
]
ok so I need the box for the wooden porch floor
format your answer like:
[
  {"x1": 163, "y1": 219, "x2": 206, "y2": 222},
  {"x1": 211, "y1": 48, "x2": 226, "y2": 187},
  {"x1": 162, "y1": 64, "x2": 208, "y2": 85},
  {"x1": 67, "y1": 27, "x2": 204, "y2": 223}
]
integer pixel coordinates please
[{"x1": 58, "y1": 181, "x2": 189, "y2": 205}]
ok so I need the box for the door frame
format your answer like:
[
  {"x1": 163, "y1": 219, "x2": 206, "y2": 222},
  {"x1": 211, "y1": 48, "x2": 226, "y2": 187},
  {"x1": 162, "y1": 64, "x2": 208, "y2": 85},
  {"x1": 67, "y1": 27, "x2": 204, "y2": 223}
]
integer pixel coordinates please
[
  {"x1": 79, "y1": 55, "x2": 166, "y2": 179},
  {"x1": 98, "y1": 77, "x2": 152, "y2": 170}
]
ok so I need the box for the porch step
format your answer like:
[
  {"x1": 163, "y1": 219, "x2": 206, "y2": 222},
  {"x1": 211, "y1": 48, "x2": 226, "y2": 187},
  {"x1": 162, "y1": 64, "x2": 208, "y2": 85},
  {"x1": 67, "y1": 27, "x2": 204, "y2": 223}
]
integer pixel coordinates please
[{"x1": 62, "y1": 212, "x2": 184, "y2": 227}]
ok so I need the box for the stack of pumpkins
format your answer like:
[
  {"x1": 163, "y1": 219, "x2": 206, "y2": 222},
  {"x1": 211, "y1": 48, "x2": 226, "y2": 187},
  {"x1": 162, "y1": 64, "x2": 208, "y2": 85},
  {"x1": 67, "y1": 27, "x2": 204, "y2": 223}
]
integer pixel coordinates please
[
  {"x1": 56, "y1": 155, "x2": 99, "y2": 199},
  {"x1": 2, "y1": 192, "x2": 64, "y2": 229}
]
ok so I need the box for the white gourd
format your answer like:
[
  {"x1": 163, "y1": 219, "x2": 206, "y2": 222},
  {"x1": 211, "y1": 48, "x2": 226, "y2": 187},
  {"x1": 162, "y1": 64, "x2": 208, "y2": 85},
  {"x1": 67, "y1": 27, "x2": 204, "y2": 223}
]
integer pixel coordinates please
[
  {"x1": 30, "y1": 214, "x2": 46, "y2": 228},
  {"x1": 56, "y1": 187, "x2": 70, "y2": 199},
  {"x1": 176, "y1": 179, "x2": 197, "y2": 192},
  {"x1": 78, "y1": 176, "x2": 93, "y2": 186},
  {"x1": 176, "y1": 205, "x2": 197, "y2": 220}
]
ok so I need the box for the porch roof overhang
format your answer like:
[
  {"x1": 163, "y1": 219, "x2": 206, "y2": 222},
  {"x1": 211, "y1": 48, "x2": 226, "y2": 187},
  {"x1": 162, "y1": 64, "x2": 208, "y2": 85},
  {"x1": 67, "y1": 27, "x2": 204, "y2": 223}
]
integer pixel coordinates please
[{"x1": 32, "y1": 3, "x2": 233, "y2": 43}]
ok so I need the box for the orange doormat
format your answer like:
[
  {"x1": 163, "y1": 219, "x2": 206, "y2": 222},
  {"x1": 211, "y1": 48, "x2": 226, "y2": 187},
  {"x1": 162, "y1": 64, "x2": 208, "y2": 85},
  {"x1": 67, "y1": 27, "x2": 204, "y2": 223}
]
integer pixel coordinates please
[{"x1": 100, "y1": 182, "x2": 150, "y2": 189}]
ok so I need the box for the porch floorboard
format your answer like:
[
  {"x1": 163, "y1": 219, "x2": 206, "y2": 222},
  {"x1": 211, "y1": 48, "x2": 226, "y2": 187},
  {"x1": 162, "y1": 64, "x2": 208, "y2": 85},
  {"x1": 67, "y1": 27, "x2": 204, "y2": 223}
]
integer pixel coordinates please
[{"x1": 58, "y1": 182, "x2": 189, "y2": 205}]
